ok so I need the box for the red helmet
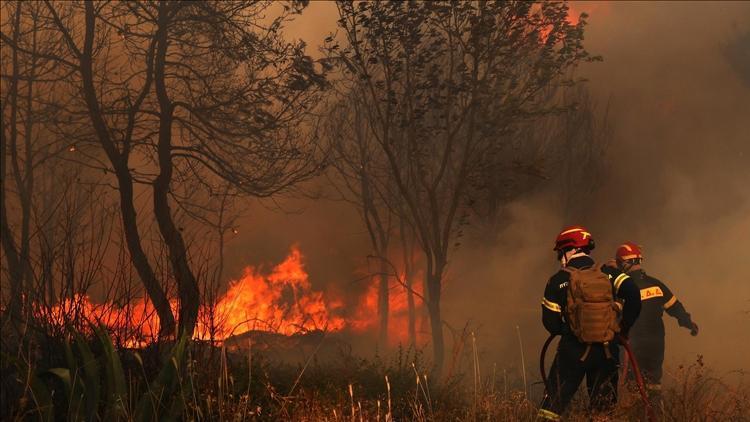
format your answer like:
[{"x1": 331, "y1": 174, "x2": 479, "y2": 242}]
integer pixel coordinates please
[
  {"x1": 616, "y1": 242, "x2": 643, "y2": 261},
  {"x1": 553, "y1": 225, "x2": 595, "y2": 251}
]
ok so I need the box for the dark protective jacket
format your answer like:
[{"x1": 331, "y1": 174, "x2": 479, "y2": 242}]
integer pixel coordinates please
[
  {"x1": 628, "y1": 269, "x2": 694, "y2": 341},
  {"x1": 541, "y1": 255, "x2": 642, "y2": 354}
]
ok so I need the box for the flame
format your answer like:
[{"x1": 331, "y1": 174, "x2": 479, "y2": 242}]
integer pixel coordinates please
[
  {"x1": 40, "y1": 294, "x2": 168, "y2": 347},
  {"x1": 195, "y1": 246, "x2": 345, "y2": 340},
  {"x1": 349, "y1": 273, "x2": 427, "y2": 346},
  {"x1": 41, "y1": 246, "x2": 426, "y2": 348}
]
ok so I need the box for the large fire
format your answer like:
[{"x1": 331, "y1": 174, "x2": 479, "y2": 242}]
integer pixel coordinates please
[
  {"x1": 195, "y1": 247, "x2": 345, "y2": 340},
  {"x1": 42, "y1": 246, "x2": 424, "y2": 348}
]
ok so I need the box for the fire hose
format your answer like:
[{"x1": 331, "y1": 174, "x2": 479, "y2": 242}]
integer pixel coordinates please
[{"x1": 539, "y1": 334, "x2": 656, "y2": 422}]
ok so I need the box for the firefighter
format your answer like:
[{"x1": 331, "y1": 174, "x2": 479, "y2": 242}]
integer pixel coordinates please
[
  {"x1": 614, "y1": 242, "x2": 698, "y2": 405},
  {"x1": 538, "y1": 226, "x2": 642, "y2": 421}
]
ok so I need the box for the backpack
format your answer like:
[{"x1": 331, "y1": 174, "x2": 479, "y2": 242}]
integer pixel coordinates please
[{"x1": 564, "y1": 264, "x2": 621, "y2": 346}]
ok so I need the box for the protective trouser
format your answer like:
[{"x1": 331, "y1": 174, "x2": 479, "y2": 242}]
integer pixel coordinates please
[
  {"x1": 629, "y1": 338, "x2": 665, "y2": 413},
  {"x1": 538, "y1": 342, "x2": 619, "y2": 420}
]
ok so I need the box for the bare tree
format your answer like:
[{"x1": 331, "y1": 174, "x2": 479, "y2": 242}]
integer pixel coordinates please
[
  {"x1": 329, "y1": 0, "x2": 594, "y2": 372},
  {"x1": 0, "y1": 1, "x2": 27, "y2": 319},
  {"x1": 0, "y1": 1, "x2": 78, "y2": 318},
  {"x1": 1, "y1": 0, "x2": 180, "y2": 337},
  {"x1": 35, "y1": 0, "x2": 327, "y2": 337}
]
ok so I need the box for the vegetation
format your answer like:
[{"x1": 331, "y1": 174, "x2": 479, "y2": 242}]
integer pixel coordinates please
[
  {"x1": 2, "y1": 1, "x2": 746, "y2": 421},
  {"x1": 2, "y1": 327, "x2": 747, "y2": 421}
]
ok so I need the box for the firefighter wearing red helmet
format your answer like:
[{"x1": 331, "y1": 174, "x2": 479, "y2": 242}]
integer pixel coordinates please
[
  {"x1": 538, "y1": 226, "x2": 642, "y2": 421},
  {"x1": 615, "y1": 242, "x2": 698, "y2": 408}
]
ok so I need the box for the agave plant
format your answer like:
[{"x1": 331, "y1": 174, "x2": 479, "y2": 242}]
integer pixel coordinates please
[{"x1": 11, "y1": 325, "x2": 189, "y2": 421}]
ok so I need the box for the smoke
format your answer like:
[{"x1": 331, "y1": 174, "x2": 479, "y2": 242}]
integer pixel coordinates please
[
  {"x1": 442, "y1": 0, "x2": 750, "y2": 374},
  {"x1": 580, "y1": 1, "x2": 750, "y2": 372},
  {"x1": 221, "y1": 1, "x2": 750, "y2": 374}
]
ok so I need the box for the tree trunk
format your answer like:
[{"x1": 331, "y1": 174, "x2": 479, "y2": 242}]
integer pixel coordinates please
[
  {"x1": 426, "y1": 271, "x2": 444, "y2": 375},
  {"x1": 38, "y1": 167, "x2": 57, "y2": 304},
  {"x1": 0, "y1": 125, "x2": 23, "y2": 318},
  {"x1": 406, "y1": 261, "x2": 416, "y2": 346},
  {"x1": 400, "y1": 218, "x2": 416, "y2": 346},
  {"x1": 39, "y1": 194, "x2": 56, "y2": 304},
  {"x1": 378, "y1": 256, "x2": 389, "y2": 347},
  {"x1": 79, "y1": 2, "x2": 175, "y2": 338},
  {"x1": 116, "y1": 170, "x2": 176, "y2": 337},
  {"x1": 153, "y1": 3, "x2": 200, "y2": 337},
  {"x1": 1, "y1": 3, "x2": 25, "y2": 318},
  {"x1": 19, "y1": 19, "x2": 39, "y2": 302}
]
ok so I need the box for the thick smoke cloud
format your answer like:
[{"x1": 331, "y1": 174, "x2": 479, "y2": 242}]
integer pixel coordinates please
[{"x1": 580, "y1": 1, "x2": 750, "y2": 372}]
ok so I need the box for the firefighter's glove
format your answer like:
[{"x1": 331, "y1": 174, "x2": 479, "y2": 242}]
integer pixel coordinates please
[{"x1": 690, "y1": 322, "x2": 699, "y2": 337}]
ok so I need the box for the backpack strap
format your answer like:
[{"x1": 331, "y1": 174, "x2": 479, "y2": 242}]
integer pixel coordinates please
[
  {"x1": 579, "y1": 342, "x2": 613, "y2": 361},
  {"x1": 562, "y1": 261, "x2": 598, "y2": 272},
  {"x1": 580, "y1": 344, "x2": 591, "y2": 361}
]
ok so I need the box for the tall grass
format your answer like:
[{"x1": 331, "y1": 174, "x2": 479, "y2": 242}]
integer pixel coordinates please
[{"x1": 2, "y1": 327, "x2": 748, "y2": 421}]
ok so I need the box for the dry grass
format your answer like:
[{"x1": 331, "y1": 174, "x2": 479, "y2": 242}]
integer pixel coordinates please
[
  {"x1": 177, "y1": 350, "x2": 749, "y2": 421},
  {"x1": 2, "y1": 327, "x2": 748, "y2": 421}
]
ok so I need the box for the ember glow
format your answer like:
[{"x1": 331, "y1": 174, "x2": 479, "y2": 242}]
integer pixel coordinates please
[{"x1": 42, "y1": 246, "x2": 423, "y2": 347}]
